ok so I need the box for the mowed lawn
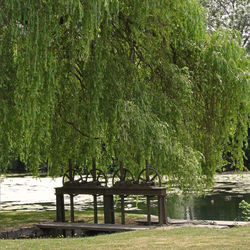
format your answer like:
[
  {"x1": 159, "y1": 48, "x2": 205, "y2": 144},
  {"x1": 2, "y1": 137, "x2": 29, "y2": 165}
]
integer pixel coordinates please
[
  {"x1": 1, "y1": 211, "x2": 250, "y2": 249},
  {"x1": 1, "y1": 226, "x2": 250, "y2": 250},
  {"x1": 0, "y1": 210, "x2": 143, "y2": 231}
]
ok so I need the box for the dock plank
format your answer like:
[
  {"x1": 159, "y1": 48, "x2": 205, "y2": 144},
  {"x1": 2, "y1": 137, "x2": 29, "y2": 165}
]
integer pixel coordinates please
[{"x1": 37, "y1": 222, "x2": 156, "y2": 232}]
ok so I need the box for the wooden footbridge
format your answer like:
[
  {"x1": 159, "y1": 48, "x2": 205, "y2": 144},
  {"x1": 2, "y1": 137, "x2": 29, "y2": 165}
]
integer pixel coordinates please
[{"x1": 37, "y1": 222, "x2": 157, "y2": 233}]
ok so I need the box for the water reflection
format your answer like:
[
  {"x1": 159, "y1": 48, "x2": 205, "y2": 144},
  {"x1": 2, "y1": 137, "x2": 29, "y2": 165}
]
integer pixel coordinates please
[
  {"x1": 166, "y1": 193, "x2": 250, "y2": 221},
  {"x1": 1, "y1": 175, "x2": 250, "y2": 221}
]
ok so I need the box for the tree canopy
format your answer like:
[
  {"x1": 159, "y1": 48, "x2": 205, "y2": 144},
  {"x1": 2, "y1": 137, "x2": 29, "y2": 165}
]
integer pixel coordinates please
[{"x1": 0, "y1": 0, "x2": 249, "y2": 191}]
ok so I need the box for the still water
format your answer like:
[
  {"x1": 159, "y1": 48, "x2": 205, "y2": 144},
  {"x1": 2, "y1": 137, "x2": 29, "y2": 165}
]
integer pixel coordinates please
[{"x1": 1, "y1": 174, "x2": 250, "y2": 221}]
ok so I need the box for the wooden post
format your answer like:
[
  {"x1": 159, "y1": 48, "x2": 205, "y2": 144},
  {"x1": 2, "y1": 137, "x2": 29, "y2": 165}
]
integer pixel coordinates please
[
  {"x1": 146, "y1": 159, "x2": 151, "y2": 225},
  {"x1": 104, "y1": 195, "x2": 115, "y2": 224},
  {"x1": 147, "y1": 196, "x2": 151, "y2": 225},
  {"x1": 56, "y1": 193, "x2": 65, "y2": 222},
  {"x1": 121, "y1": 195, "x2": 125, "y2": 225},
  {"x1": 158, "y1": 195, "x2": 167, "y2": 225},
  {"x1": 69, "y1": 159, "x2": 75, "y2": 222},
  {"x1": 70, "y1": 194, "x2": 75, "y2": 236},
  {"x1": 146, "y1": 159, "x2": 150, "y2": 182},
  {"x1": 93, "y1": 195, "x2": 98, "y2": 224},
  {"x1": 119, "y1": 161, "x2": 124, "y2": 181},
  {"x1": 119, "y1": 161, "x2": 125, "y2": 224},
  {"x1": 92, "y1": 157, "x2": 97, "y2": 180},
  {"x1": 70, "y1": 195, "x2": 74, "y2": 222},
  {"x1": 92, "y1": 158, "x2": 98, "y2": 224},
  {"x1": 69, "y1": 159, "x2": 73, "y2": 181},
  {"x1": 162, "y1": 195, "x2": 167, "y2": 224}
]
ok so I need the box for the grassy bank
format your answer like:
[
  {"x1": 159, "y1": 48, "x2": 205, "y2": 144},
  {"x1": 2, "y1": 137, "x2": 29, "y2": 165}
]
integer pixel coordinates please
[
  {"x1": 1, "y1": 211, "x2": 250, "y2": 249},
  {"x1": 1, "y1": 226, "x2": 250, "y2": 249},
  {"x1": 0, "y1": 210, "x2": 143, "y2": 232}
]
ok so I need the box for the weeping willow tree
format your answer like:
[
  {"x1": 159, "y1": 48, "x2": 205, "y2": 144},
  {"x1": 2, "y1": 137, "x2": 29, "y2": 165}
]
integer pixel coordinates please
[{"x1": 0, "y1": 0, "x2": 249, "y2": 191}]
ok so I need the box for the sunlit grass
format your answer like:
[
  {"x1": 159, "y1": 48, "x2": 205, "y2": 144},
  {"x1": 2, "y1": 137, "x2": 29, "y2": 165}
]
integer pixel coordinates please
[
  {"x1": 0, "y1": 210, "x2": 144, "y2": 232},
  {"x1": 0, "y1": 211, "x2": 56, "y2": 231},
  {"x1": 1, "y1": 210, "x2": 250, "y2": 249},
  {"x1": 1, "y1": 226, "x2": 250, "y2": 249}
]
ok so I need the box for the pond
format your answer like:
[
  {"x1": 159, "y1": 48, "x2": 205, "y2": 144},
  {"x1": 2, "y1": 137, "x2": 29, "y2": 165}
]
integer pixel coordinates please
[{"x1": 1, "y1": 173, "x2": 250, "y2": 221}]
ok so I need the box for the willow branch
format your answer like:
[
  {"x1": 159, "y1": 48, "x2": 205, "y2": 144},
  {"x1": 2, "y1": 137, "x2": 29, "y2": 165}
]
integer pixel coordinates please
[
  {"x1": 111, "y1": 20, "x2": 153, "y2": 72},
  {"x1": 58, "y1": 106, "x2": 100, "y2": 140}
]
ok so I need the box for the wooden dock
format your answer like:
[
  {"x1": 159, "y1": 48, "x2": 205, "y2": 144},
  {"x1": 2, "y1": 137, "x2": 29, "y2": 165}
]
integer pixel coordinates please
[{"x1": 37, "y1": 222, "x2": 157, "y2": 233}]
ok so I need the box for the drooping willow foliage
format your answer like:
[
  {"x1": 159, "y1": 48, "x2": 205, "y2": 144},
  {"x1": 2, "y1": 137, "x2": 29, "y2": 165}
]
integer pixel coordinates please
[{"x1": 0, "y1": 0, "x2": 249, "y2": 191}]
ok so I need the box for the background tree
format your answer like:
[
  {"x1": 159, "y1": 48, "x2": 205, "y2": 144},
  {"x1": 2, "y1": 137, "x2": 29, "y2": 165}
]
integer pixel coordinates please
[
  {"x1": 201, "y1": 0, "x2": 250, "y2": 52},
  {"x1": 201, "y1": 0, "x2": 250, "y2": 169},
  {"x1": 0, "y1": 0, "x2": 249, "y2": 191}
]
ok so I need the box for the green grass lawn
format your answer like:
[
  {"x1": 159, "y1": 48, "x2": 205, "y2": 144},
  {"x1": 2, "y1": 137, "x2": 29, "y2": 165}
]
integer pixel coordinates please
[
  {"x1": 0, "y1": 210, "x2": 144, "y2": 231},
  {"x1": 1, "y1": 226, "x2": 250, "y2": 249},
  {"x1": 0, "y1": 211, "x2": 56, "y2": 231},
  {"x1": 1, "y1": 211, "x2": 250, "y2": 249}
]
